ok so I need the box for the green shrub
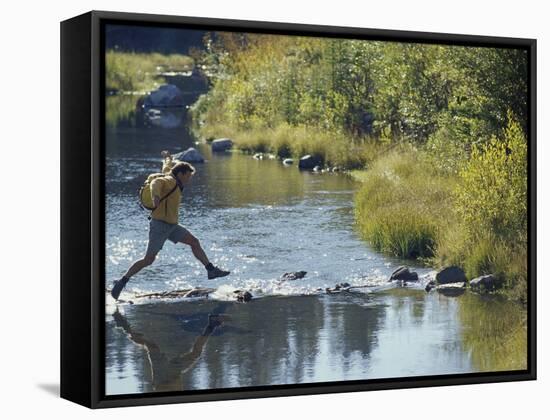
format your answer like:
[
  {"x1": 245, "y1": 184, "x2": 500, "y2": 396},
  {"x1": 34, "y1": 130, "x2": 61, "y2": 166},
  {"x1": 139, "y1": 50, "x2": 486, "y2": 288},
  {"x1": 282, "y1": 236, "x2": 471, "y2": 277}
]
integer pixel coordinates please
[
  {"x1": 437, "y1": 112, "x2": 528, "y2": 301},
  {"x1": 455, "y1": 112, "x2": 527, "y2": 240}
]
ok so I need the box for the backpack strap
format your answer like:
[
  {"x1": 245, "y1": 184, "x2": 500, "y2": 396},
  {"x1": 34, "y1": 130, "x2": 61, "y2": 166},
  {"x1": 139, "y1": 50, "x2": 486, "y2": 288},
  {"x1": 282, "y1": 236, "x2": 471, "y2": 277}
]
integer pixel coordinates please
[{"x1": 147, "y1": 180, "x2": 181, "y2": 220}]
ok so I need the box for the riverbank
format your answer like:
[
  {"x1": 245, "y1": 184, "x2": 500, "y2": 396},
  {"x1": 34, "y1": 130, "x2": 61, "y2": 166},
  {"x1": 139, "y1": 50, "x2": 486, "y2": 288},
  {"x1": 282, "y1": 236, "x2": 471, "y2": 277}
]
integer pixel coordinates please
[
  {"x1": 106, "y1": 289, "x2": 526, "y2": 394},
  {"x1": 106, "y1": 50, "x2": 194, "y2": 93},
  {"x1": 351, "y1": 137, "x2": 527, "y2": 304},
  {"x1": 194, "y1": 121, "x2": 381, "y2": 169},
  {"x1": 194, "y1": 119, "x2": 527, "y2": 303}
]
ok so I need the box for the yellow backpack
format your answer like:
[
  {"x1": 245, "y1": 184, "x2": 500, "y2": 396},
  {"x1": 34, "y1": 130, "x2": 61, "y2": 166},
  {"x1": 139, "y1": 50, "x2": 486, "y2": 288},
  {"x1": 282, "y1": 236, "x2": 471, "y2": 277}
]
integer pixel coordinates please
[{"x1": 138, "y1": 173, "x2": 178, "y2": 211}]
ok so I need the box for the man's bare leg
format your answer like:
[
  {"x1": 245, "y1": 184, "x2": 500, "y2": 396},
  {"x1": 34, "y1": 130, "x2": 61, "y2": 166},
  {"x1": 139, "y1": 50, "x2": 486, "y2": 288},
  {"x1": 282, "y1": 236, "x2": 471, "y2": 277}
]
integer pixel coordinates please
[
  {"x1": 124, "y1": 253, "x2": 157, "y2": 278},
  {"x1": 111, "y1": 253, "x2": 157, "y2": 300},
  {"x1": 178, "y1": 231, "x2": 210, "y2": 267},
  {"x1": 178, "y1": 231, "x2": 230, "y2": 279}
]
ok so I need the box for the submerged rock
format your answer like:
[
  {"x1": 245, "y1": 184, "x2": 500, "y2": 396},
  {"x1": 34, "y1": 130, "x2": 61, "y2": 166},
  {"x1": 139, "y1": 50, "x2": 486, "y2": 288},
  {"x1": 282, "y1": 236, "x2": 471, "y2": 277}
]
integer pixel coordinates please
[
  {"x1": 184, "y1": 288, "x2": 212, "y2": 298},
  {"x1": 470, "y1": 274, "x2": 503, "y2": 293},
  {"x1": 135, "y1": 287, "x2": 214, "y2": 300},
  {"x1": 211, "y1": 138, "x2": 233, "y2": 152},
  {"x1": 389, "y1": 266, "x2": 419, "y2": 282},
  {"x1": 283, "y1": 158, "x2": 294, "y2": 165},
  {"x1": 173, "y1": 147, "x2": 205, "y2": 163},
  {"x1": 144, "y1": 108, "x2": 181, "y2": 129},
  {"x1": 436, "y1": 282, "x2": 467, "y2": 297},
  {"x1": 325, "y1": 282, "x2": 353, "y2": 294},
  {"x1": 280, "y1": 271, "x2": 307, "y2": 281},
  {"x1": 436, "y1": 266, "x2": 467, "y2": 285}
]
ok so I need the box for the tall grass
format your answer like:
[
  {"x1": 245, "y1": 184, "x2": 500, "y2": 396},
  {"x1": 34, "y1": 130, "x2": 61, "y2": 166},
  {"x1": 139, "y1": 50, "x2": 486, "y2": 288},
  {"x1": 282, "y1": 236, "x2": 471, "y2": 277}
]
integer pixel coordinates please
[
  {"x1": 354, "y1": 146, "x2": 456, "y2": 259},
  {"x1": 106, "y1": 50, "x2": 194, "y2": 93},
  {"x1": 196, "y1": 121, "x2": 381, "y2": 169}
]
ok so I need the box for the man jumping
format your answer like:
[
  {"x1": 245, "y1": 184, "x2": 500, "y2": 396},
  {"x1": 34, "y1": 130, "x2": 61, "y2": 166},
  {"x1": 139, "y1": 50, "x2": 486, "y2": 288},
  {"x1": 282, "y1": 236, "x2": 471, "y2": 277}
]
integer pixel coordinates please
[{"x1": 110, "y1": 151, "x2": 230, "y2": 300}]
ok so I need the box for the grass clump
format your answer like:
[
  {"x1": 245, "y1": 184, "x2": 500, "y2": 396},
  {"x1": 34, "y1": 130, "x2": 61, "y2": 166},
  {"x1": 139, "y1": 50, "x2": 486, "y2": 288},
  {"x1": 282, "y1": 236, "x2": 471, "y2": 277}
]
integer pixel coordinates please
[{"x1": 354, "y1": 145, "x2": 456, "y2": 259}]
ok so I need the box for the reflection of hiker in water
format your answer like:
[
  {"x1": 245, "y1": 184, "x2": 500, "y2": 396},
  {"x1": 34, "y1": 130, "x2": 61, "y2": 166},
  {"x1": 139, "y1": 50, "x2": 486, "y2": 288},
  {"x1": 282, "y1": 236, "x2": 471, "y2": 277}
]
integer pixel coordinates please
[
  {"x1": 112, "y1": 309, "x2": 226, "y2": 391},
  {"x1": 111, "y1": 151, "x2": 230, "y2": 300}
]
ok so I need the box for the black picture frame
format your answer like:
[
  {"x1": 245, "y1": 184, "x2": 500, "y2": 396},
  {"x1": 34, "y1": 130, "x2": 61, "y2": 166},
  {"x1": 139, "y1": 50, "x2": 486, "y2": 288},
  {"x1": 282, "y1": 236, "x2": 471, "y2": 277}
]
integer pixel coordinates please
[{"x1": 60, "y1": 10, "x2": 537, "y2": 409}]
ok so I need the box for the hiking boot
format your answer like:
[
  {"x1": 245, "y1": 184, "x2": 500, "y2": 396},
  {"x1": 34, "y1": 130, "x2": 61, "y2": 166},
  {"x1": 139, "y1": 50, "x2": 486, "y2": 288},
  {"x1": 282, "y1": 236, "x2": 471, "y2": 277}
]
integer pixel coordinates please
[
  {"x1": 207, "y1": 265, "x2": 230, "y2": 280},
  {"x1": 111, "y1": 277, "x2": 129, "y2": 300}
]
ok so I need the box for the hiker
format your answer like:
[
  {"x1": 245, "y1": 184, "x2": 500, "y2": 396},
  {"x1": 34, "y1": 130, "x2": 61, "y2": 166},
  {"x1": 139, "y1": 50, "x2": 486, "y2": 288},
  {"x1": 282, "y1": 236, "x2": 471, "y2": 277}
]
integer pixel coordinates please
[{"x1": 110, "y1": 151, "x2": 230, "y2": 300}]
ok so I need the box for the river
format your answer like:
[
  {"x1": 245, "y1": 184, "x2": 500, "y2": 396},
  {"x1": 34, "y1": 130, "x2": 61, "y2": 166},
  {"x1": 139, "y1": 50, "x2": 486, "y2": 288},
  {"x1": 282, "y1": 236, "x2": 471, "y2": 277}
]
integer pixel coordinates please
[{"x1": 104, "y1": 96, "x2": 526, "y2": 396}]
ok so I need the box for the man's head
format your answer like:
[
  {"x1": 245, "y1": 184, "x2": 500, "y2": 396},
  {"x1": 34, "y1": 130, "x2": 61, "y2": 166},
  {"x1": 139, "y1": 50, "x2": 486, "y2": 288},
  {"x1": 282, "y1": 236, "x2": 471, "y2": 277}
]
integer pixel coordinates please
[{"x1": 171, "y1": 161, "x2": 195, "y2": 185}]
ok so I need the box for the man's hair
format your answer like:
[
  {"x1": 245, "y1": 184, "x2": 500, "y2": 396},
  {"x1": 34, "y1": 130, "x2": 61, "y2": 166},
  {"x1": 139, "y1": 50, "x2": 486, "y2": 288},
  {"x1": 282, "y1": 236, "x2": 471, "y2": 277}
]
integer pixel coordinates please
[{"x1": 171, "y1": 161, "x2": 196, "y2": 177}]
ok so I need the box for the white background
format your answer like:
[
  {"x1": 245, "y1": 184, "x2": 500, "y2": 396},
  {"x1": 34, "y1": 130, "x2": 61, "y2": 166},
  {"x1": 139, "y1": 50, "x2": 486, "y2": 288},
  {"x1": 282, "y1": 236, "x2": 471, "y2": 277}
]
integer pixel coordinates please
[{"x1": 0, "y1": 0, "x2": 547, "y2": 417}]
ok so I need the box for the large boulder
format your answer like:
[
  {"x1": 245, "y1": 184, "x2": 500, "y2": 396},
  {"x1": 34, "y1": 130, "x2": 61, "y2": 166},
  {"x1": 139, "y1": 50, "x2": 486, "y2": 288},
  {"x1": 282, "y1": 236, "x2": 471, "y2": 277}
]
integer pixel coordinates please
[
  {"x1": 436, "y1": 266, "x2": 467, "y2": 285},
  {"x1": 389, "y1": 266, "x2": 419, "y2": 282},
  {"x1": 173, "y1": 147, "x2": 205, "y2": 163},
  {"x1": 143, "y1": 84, "x2": 184, "y2": 108},
  {"x1": 211, "y1": 138, "x2": 233, "y2": 152},
  {"x1": 470, "y1": 274, "x2": 503, "y2": 292},
  {"x1": 298, "y1": 154, "x2": 322, "y2": 170}
]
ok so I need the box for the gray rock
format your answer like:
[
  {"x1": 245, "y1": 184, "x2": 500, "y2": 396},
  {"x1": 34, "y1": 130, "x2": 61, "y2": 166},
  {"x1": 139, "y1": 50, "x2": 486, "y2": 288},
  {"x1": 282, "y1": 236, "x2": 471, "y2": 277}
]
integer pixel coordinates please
[
  {"x1": 389, "y1": 266, "x2": 419, "y2": 282},
  {"x1": 280, "y1": 271, "x2": 307, "y2": 281},
  {"x1": 253, "y1": 153, "x2": 263, "y2": 160},
  {"x1": 436, "y1": 282, "x2": 467, "y2": 297},
  {"x1": 143, "y1": 84, "x2": 184, "y2": 107},
  {"x1": 436, "y1": 266, "x2": 467, "y2": 285},
  {"x1": 326, "y1": 282, "x2": 353, "y2": 293},
  {"x1": 425, "y1": 280, "x2": 436, "y2": 292},
  {"x1": 283, "y1": 158, "x2": 294, "y2": 165},
  {"x1": 234, "y1": 290, "x2": 253, "y2": 302},
  {"x1": 313, "y1": 165, "x2": 322, "y2": 172},
  {"x1": 211, "y1": 138, "x2": 233, "y2": 152},
  {"x1": 299, "y1": 154, "x2": 322, "y2": 170},
  {"x1": 470, "y1": 274, "x2": 503, "y2": 292},
  {"x1": 173, "y1": 147, "x2": 205, "y2": 163}
]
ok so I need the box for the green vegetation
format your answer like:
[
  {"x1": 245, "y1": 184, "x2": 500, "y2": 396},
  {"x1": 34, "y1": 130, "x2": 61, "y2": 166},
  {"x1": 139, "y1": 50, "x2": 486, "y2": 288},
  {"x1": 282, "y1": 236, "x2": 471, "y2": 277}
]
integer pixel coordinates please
[
  {"x1": 198, "y1": 120, "x2": 380, "y2": 168},
  {"x1": 353, "y1": 146, "x2": 456, "y2": 260},
  {"x1": 106, "y1": 50, "x2": 194, "y2": 93},
  {"x1": 190, "y1": 32, "x2": 529, "y2": 302}
]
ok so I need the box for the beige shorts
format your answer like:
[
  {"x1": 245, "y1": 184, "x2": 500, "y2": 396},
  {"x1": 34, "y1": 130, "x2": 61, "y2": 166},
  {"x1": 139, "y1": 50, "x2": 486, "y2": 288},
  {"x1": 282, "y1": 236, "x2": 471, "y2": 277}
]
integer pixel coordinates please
[{"x1": 145, "y1": 219, "x2": 190, "y2": 256}]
